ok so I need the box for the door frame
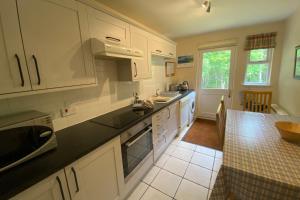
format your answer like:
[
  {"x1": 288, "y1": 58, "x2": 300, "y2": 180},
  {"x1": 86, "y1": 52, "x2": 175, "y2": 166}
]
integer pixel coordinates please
[{"x1": 195, "y1": 45, "x2": 238, "y2": 119}]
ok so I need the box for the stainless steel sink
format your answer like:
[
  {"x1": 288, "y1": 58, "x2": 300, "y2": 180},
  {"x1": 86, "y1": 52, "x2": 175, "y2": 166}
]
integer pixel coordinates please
[{"x1": 152, "y1": 92, "x2": 182, "y2": 103}]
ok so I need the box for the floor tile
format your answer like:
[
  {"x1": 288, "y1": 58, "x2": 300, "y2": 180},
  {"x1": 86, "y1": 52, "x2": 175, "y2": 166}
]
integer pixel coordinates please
[
  {"x1": 210, "y1": 172, "x2": 218, "y2": 189},
  {"x1": 155, "y1": 154, "x2": 170, "y2": 168},
  {"x1": 163, "y1": 156, "x2": 189, "y2": 177},
  {"x1": 215, "y1": 151, "x2": 223, "y2": 159},
  {"x1": 177, "y1": 141, "x2": 196, "y2": 151},
  {"x1": 140, "y1": 187, "x2": 172, "y2": 200},
  {"x1": 143, "y1": 166, "x2": 160, "y2": 184},
  {"x1": 175, "y1": 179, "x2": 208, "y2": 200},
  {"x1": 165, "y1": 144, "x2": 177, "y2": 155},
  {"x1": 184, "y1": 164, "x2": 212, "y2": 188},
  {"x1": 213, "y1": 158, "x2": 222, "y2": 172},
  {"x1": 195, "y1": 146, "x2": 216, "y2": 157},
  {"x1": 127, "y1": 182, "x2": 148, "y2": 200},
  {"x1": 191, "y1": 152, "x2": 214, "y2": 170},
  {"x1": 171, "y1": 147, "x2": 194, "y2": 162},
  {"x1": 151, "y1": 169, "x2": 182, "y2": 197}
]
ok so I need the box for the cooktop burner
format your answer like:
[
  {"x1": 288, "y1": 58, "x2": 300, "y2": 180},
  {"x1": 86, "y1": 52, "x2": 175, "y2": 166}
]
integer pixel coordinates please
[{"x1": 90, "y1": 106, "x2": 152, "y2": 129}]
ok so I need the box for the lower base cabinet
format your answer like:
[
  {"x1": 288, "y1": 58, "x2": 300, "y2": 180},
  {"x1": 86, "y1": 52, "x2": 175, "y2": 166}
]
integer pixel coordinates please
[
  {"x1": 11, "y1": 136, "x2": 125, "y2": 200},
  {"x1": 11, "y1": 170, "x2": 70, "y2": 200},
  {"x1": 65, "y1": 137, "x2": 124, "y2": 200}
]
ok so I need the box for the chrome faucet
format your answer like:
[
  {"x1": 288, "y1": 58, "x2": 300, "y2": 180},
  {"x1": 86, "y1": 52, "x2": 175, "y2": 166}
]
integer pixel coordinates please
[{"x1": 155, "y1": 89, "x2": 160, "y2": 96}]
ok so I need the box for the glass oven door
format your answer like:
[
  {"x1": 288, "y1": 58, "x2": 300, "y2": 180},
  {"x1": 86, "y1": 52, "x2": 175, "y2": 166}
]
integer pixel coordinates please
[{"x1": 122, "y1": 126, "x2": 153, "y2": 178}]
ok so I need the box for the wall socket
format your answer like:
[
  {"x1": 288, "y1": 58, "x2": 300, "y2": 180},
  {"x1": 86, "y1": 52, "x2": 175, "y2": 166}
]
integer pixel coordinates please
[{"x1": 60, "y1": 106, "x2": 76, "y2": 117}]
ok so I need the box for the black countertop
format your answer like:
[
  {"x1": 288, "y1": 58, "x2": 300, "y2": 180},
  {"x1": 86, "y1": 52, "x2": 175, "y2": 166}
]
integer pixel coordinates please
[{"x1": 0, "y1": 90, "x2": 194, "y2": 200}]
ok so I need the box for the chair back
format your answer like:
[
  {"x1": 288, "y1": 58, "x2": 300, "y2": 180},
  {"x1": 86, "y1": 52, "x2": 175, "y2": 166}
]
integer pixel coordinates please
[
  {"x1": 243, "y1": 90, "x2": 272, "y2": 113},
  {"x1": 216, "y1": 96, "x2": 226, "y2": 147}
]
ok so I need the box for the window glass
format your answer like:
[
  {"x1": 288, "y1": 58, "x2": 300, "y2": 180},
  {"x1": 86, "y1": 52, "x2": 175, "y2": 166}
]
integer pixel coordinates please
[
  {"x1": 244, "y1": 48, "x2": 273, "y2": 85},
  {"x1": 201, "y1": 50, "x2": 231, "y2": 89}
]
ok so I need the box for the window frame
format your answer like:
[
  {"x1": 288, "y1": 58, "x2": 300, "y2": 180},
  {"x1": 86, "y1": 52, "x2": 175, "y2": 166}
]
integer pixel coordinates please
[{"x1": 243, "y1": 48, "x2": 274, "y2": 86}]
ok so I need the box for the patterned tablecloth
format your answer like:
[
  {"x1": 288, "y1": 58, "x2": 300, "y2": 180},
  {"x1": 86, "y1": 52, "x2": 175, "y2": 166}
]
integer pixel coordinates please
[{"x1": 210, "y1": 110, "x2": 300, "y2": 200}]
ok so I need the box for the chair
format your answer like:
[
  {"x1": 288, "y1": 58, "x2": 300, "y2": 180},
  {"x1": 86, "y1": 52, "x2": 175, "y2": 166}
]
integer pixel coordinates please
[
  {"x1": 243, "y1": 90, "x2": 272, "y2": 113},
  {"x1": 216, "y1": 96, "x2": 226, "y2": 147}
]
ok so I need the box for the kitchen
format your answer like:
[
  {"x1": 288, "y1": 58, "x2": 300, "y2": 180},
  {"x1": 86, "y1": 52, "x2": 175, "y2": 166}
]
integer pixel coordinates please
[{"x1": 1, "y1": 0, "x2": 300, "y2": 200}]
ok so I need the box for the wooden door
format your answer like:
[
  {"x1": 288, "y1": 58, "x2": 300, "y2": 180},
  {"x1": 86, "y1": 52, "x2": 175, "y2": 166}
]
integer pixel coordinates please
[
  {"x1": 0, "y1": 0, "x2": 31, "y2": 95},
  {"x1": 65, "y1": 137, "x2": 124, "y2": 200},
  {"x1": 17, "y1": 0, "x2": 96, "y2": 90},
  {"x1": 11, "y1": 170, "x2": 70, "y2": 200}
]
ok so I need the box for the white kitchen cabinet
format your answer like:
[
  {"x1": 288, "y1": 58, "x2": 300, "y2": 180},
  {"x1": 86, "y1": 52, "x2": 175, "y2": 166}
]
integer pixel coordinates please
[
  {"x1": 0, "y1": 0, "x2": 32, "y2": 95},
  {"x1": 130, "y1": 26, "x2": 151, "y2": 79},
  {"x1": 149, "y1": 36, "x2": 176, "y2": 59},
  {"x1": 11, "y1": 170, "x2": 70, "y2": 200},
  {"x1": 17, "y1": 0, "x2": 96, "y2": 90},
  {"x1": 152, "y1": 102, "x2": 179, "y2": 160},
  {"x1": 87, "y1": 6, "x2": 130, "y2": 47},
  {"x1": 65, "y1": 136, "x2": 125, "y2": 200}
]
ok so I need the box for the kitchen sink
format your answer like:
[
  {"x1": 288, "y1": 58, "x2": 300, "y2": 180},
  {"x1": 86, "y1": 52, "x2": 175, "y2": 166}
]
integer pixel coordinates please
[{"x1": 152, "y1": 92, "x2": 182, "y2": 103}]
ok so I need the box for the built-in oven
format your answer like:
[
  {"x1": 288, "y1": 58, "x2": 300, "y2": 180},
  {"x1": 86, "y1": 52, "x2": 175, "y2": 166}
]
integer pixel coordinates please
[{"x1": 120, "y1": 117, "x2": 153, "y2": 181}]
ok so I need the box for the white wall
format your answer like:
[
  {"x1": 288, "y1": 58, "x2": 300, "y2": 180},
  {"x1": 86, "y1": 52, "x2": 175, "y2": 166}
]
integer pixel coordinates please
[
  {"x1": 174, "y1": 21, "x2": 285, "y2": 110},
  {"x1": 278, "y1": 7, "x2": 300, "y2": 116},
  {"x1": 0, "y1": 57, "x2": 172, "y2": 131}
]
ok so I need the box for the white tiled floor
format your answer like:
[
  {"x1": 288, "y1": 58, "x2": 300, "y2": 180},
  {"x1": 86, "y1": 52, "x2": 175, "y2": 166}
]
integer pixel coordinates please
[{"x1": 126, "y1": 137, "x2": 223, "y2": 200}]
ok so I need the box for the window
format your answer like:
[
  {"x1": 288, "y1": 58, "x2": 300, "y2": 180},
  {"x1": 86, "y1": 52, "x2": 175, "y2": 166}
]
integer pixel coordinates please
[
  {"x1": 244, "y1": 48, "x2": 273, "y2": 85},
  {"x1": 201, "y1": 50, "x2": 231, "y2": 89}
]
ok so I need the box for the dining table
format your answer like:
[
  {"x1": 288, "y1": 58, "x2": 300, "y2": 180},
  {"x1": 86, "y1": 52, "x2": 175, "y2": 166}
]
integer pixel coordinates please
[{"x1": 210, "y1": 109, "x2": 300, "y2": 200}]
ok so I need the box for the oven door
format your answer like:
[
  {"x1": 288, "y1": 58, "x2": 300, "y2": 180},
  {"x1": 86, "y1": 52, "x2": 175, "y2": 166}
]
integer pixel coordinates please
[{"x1": 122, "y1": 126, "x2": 153, "y2": 178}]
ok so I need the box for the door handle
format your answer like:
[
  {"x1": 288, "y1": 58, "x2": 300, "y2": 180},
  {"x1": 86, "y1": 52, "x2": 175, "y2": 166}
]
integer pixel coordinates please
[
  {"x1": 134, "y1": 62, "x2": 137, "y2": 77},
  {"x1": 71, "y1": 167, "x2": 80, "y2": 193},
  {"x1": 228, "y1": 89, "x2": 231, "y2": 98},
  {"x1": 56, "y1": 176, "x2": 65, "y2": 200},
  {"x1": 32, "y1": 55, "x2": 41, "y2": 85},
  {"x1": 167, "y1": 107, "x2": 171, "y2": 119},
  {"x1": 14, "y1": 54, "x2": 25, "y2": 87}
]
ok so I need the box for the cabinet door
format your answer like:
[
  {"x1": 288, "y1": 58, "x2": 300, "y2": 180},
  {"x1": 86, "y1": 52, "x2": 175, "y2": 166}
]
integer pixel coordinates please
[
  {"x1": 17, "y1": 0, "x2": 96, "y2": 90},
  {"x1": 65, "y1": 137, "x2": 124, "y2": 200},
  {"x1": 131, "y1": 26, "x2": 151, "y2": 79},
  {"x1": 88, "y1": 7, "x2": 130, "y2": 47},
  {"x1": 0, "y1": 0, "x2": 31, "y2": 95},
  {"x1": 166, "y1": 102, "x2": 179, "y2": 142},
  {"x1": 11, "y1": 170, "x2": 70, "y2": 200}
]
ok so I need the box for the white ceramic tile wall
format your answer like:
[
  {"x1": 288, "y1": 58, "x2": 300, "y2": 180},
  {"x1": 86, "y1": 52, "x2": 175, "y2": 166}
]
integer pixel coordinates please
[{"x1": 0, "y1": 57, "x2": 173, "y2": 131}]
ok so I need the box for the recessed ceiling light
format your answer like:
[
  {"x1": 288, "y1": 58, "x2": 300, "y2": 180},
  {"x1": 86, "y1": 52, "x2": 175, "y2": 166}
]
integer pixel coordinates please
[{"x1": 202, "y1": 0, "x2": 211, "y2": 13}]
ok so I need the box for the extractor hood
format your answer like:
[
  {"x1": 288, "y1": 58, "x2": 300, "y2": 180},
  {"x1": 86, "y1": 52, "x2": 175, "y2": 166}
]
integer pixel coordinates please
[{"x1": 91, "y1": 38, "x2": 143, "y2": 59}]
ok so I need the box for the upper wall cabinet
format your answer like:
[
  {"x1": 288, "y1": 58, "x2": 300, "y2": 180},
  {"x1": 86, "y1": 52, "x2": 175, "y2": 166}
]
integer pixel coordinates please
[
  {"x1": 0, "y1": 1, "x2": 32, "y2": 94},
  {"x1": 87, "y1": 7, "x2": 130, "y2": 47},
  {"x1": 130, "y1": 26, "x2": 151, "y2": 79},
  {"x1": 149, "y1": 36, "x2": 176, "y2": 59},
  {"x1": 17, "y1": 0, "x2": 96, "y2": 90}
]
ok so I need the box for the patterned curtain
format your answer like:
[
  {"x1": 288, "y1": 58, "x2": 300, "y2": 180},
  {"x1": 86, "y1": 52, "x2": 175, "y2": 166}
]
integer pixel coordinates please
[{"x1": 244, "y1": 32, "x2": 277, "y2": 50}]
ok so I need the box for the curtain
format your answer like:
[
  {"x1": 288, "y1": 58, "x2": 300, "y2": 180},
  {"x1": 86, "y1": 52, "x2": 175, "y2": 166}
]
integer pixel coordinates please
[{"x1": 244, "y1": 32, "x2": 277, "y2": 50}]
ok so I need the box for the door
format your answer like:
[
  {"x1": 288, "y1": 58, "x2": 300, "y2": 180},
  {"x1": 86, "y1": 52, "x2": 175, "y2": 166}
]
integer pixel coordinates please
[
  {"x1": 0, "y1": 0, "x2": 31, "y2": 95},
  {"x1": 11, "y1": 170, "x2": 70, "y2": 200},
  {"x1": 17, "y1": 0, "x2": 96, "y2": 90},
  {"x1": 130, "y1": 27, "x2": 150, "y2": 79},
  {"x1": 166, "y1": 102, "x2": 179, "y2": 141},
  {"x1": 65, "y1": 137, "x2": 124, "y2": 200},
  {"x1": 197, "y1": 46, "x2": 236, "y2": 119}
]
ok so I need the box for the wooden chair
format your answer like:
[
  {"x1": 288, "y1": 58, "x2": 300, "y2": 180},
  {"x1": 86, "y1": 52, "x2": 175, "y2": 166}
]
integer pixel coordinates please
[
  {"x1": 243, "y1": 90, "x2": 272, "y2": 113},
  {"x1": 216, "y1": 96, "x2": 226, "y2": 147}
]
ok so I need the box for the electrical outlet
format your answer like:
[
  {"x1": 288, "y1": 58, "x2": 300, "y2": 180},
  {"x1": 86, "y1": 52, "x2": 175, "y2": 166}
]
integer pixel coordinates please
[{"x1": 60, "y1": 106, "x2": 76, "y2": 117}]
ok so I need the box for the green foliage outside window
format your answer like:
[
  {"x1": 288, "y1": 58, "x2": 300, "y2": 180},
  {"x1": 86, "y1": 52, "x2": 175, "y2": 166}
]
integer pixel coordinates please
[{"x1": 201, "y1": 50, "x2": 231, "y2": 89}]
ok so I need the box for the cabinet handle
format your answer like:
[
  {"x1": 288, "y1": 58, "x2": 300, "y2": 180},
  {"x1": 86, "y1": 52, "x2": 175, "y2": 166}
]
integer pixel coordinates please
[
  {"x1": 167, "y1": 107, "x2": 171, "y2": 119},
  {"x1": 155, "y1": 49, "x2": 162, "y2": 53},
  {"x1": 14, "y1": 54, "x2": 24, "y2": 87},
  {"x1": 169, "y1": 52, "x2": 173, "y2": 56},
  {"x1": 105, "y1": 36, "x2": 121, "y2": 43},
  {"x1": 32, "y1": 55, "x2": 41, "y2": 85},
  {"x1": 56, "y1": 176, "x2": 65, "y2": 200},
  {"x1": 134, "y1": 62, "x2": 137, "y2": 77},
  {"x1": 71, "y1": 167, "x2": 80, "y2": 193}
]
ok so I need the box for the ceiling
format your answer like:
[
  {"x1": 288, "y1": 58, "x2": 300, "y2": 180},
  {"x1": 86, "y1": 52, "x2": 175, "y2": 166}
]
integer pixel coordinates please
[{"x1": 95, "y1": 0, "x2": 300, "y2": 39}]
